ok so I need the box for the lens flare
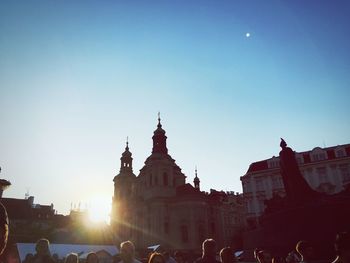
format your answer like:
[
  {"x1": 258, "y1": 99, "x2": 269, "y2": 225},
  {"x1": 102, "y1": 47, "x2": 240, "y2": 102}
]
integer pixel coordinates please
[{"x1": 87, "y1": 195, "x2": 111, "y2": 224}]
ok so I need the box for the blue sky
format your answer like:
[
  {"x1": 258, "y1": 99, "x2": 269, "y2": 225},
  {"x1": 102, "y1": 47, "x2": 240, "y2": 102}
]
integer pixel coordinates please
[{"x1": 1, "y1": 1, "x2": 349, "y2": 216}]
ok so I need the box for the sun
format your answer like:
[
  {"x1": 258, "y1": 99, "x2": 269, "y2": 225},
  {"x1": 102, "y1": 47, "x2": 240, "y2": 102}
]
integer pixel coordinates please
[{"x1": 86, "y1": 195, "x2": 111, "y2": 224}]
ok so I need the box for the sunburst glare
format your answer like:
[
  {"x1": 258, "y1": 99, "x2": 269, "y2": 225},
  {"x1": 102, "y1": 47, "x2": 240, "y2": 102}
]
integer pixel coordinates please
[{"x1": 86, "y1": 195, "x2": 111, "y2": 224}]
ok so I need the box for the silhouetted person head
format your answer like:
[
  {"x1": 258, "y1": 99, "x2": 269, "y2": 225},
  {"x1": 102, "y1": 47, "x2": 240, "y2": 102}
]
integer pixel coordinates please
[
  {"x1": 52, "y1": 254, "x2": 59, "y2": 263},
  {"x1": 334, "y1": 232, "x2": 350, "y2": 263},
  {"x1": 148, "y1": 253, "x2": 165, "y2": 263},
  {"x1": 0, "y1": 203, "x2": 8, "y2": 256},
  {"x1": 162, "y1": 252, "x2": 169, "y2": 261},
  {"x1": 120, "y1": 241, "x2": 136, "y2": 263},
  {"x1": 65, "y1": 254, "x2": 78, "y2": 263},
  {"x1": 86, "y1": 253, "x2": 99, "y2": 263},
  {"x1": 272, "y1": 256, "x2": 285, "y2": 263},
  {"x1": 296, "y1": 241, "x2": 313, "y2": 262},
  {"x1": 24, "y1": 254, "x2": 35, "y2": 263},
  {"x1": 254, "y1": 249, "x2": 260, "y2": 262},
  {"x1": 257, "y1": 250, "x2": 272, "y2": 263},
  {"x1": 174, "y1": 251, "x2": 184, "y2": 263},
  {"x1": 35, "y1": 239, "x2": 51, "y2": 257},
  {"x1": 202, "y1": 239, "x2": 217, "y2": 258},
  {"x1": 220, "y1": 247, "x2": 236, "y2": 263}
]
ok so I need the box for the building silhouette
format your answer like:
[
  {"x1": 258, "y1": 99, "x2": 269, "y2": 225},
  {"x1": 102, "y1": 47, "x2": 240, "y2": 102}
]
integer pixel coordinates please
[
  {"x1": 241, "y1": 143, "x2": 350, "y2": 226},
  {"x1": 111, "y1": 116, "x2": 244, "y2": 251}
]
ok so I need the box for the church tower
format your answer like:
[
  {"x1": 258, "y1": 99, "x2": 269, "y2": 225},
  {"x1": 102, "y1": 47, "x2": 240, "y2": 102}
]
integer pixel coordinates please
[
  {"x1": 152, "y1": 113, "x2": 168, "y2": 154},
  {"x1": 111, "y1": 139, "x2": 136, "y2": 242},
  {"x1": 138, "y1": 114, "x2": 186, "y2": 200},
  {"x1": 194, "y1": 167, "x2": 200, "y2": 190}
]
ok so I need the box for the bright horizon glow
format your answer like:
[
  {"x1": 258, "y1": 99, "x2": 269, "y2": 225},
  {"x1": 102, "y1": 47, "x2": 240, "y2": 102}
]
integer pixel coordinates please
[{"x1": 86, "y1": 195, "x2": 111, "y2": 224}]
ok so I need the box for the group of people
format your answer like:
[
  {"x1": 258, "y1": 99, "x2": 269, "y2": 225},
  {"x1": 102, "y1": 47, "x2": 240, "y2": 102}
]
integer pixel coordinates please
[
  {"x1": 21, "y1": 238, "x2": 233, "y2": 263},
  {"x1": 16, "y1": 233, "x2": 350, "y2": 263},
  {"x1": 118, "y1": 239, "x2": 233, "y2": 263},
  {"x1": 23, "y1": 239, "x2": 99, "y2": 263},
  {"x1": 254, "y1": 232, "x2": 350, "y2": 263}
]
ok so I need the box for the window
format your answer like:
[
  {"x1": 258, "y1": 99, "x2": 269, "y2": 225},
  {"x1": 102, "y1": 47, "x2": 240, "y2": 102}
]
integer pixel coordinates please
[
  {"x1": 256, "y1": 179, "x2": 263, "y2": 191},
  {"x1": 272, "y1": 176, "x2": 280, "y2": 189},
  {"x1": 340, "y1": 164, "x2": 350, "y2": 183},
  {"x1": 337, "y1": 149, "x2": 345, "y2": 158},
  {"x1": 317, "y1": 167, "x2": 327, "y2": 183},
  {"x1": 163, "y1": 173, "x2": 169, "y2": 186},
  {"x1": 198, "y1": 224, "x2": 205, "y2": 243},
  {"x1": 181, "y1": 225, "x2": 189, "y2": 242},
  {"x1": 312, "y1": 153, "x2": 327, "y2": 162}
]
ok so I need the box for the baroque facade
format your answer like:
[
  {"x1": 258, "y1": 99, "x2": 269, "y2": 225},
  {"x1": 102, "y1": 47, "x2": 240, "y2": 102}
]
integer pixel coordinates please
[
  {"x1": 240, "y1": 143, "x2": 350, "y2": 225},
  {"x1": 111, "y1": 117, "x2": 244, "y2": 251}
]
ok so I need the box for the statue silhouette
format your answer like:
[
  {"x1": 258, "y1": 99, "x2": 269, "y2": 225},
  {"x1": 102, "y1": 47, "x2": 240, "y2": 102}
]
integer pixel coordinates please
[{"x1": 279, "y1": 139, "x2": 320, "y2": 204}]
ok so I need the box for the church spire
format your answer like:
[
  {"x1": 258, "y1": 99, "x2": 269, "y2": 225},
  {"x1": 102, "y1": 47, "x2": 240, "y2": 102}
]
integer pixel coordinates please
[
  {"x1": 120, "y1": 138, "x2": 133, "y2": 173},
  {"x1": 152, "y1": 113, "x2": 168, "y2": 154},
  {"x1": 158, "y1": 112, "x2": 161, "y2": 128},
  {"x1": 194, "y1": 166, "x2": 200, "y2": 190}
]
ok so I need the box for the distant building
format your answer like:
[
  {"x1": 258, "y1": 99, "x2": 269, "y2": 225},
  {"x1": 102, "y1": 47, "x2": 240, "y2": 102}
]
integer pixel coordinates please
[
  {"x1": 240, "y1": 143, "x2": 350, "y2": 225},
  {"x1": 0, "y1": 195, "x2": 61, "y2": 243},
  {"x1": 111, "y1": 117, "x2": 244, "y2": 251}
]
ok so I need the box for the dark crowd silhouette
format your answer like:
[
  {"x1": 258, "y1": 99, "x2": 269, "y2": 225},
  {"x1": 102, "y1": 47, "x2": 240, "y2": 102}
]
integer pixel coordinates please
[{"x1": 3, "y1": 235, "x2": 348, "y2": 263}]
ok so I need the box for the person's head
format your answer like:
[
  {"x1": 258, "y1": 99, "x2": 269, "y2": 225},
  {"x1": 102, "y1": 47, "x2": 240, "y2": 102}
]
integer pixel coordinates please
[
  {"x1": 174, "y1": 251, "x2": 184, "y2": 263},
  {"x1": 257, "y1": 250, "x2": 271, "y2": 263},
  {"x1": 202, "y1": 239, "x2": 216, "y2": 257},
  {"x1": 24, "y1": 253, "x2": 34, "y2": 263},
  {"x1": 220, "y1": 247, "x2": 236, "y2": 263},
  {"x1": 86, "y1": 253, "x2": 99, "y2": 263},
  {"x1": 148, "y1": 253, "x2": 165, "y2": 263},
  {"x1": 120, "y1": 241, "x2": 136, "y2": 263},
  {"x1": 35, "y1": 239, "x2": 51, "y2": 257},
  {"x1": 162, "y1": 252, "x2": 169, "y2": 260},
  {"x1": 0, "y1": 203, "x2": 8, "y2": 256},
  {"x1": 52, "y1": 254, "x2": 60, "y2": 262},
  {"x1": 272, "y1": 256, "x2": 284, "y2": 263},
  {"x1": 295, "y1": 241, "x2": 313, "y2": 261},
  {"x1": 65, "y1": 253, "x2": 78, "y2": 263},
  {"x1": 335, "y1": 232, "x2": 350, "y2": 259},
  {"x1": 254, "y1": 249, "x2": 260, "y2": 261}
]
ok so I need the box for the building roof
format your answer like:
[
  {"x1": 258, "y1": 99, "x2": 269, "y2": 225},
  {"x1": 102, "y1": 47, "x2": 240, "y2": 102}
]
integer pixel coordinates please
[
  {"x1": 0, "y1": 198, "x2": 32, "y2": 219},
  {"x1": 247, "y1": 160, "x2": 269, "y2": 173},
  {"x1": 246, "y1": 143, "x2": 350, "y2": 174}
]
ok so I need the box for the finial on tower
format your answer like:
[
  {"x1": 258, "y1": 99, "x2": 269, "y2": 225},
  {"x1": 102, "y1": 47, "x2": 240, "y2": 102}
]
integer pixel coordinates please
[
  {"x1": 194, "y1": 166, "x2": 200, "y2": 190},
  {"x1": 126, "y1": 136, "x2": 129, "y2": 150},
  {"x1": 158, "y1": 112, "x2": 162, "y2": 127}
]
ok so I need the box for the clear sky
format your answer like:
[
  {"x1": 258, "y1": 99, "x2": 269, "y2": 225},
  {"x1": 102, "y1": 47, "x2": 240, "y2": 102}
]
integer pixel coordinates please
[{"x1": 1, "y1": 1, "x2": 349, "y2": 218}]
